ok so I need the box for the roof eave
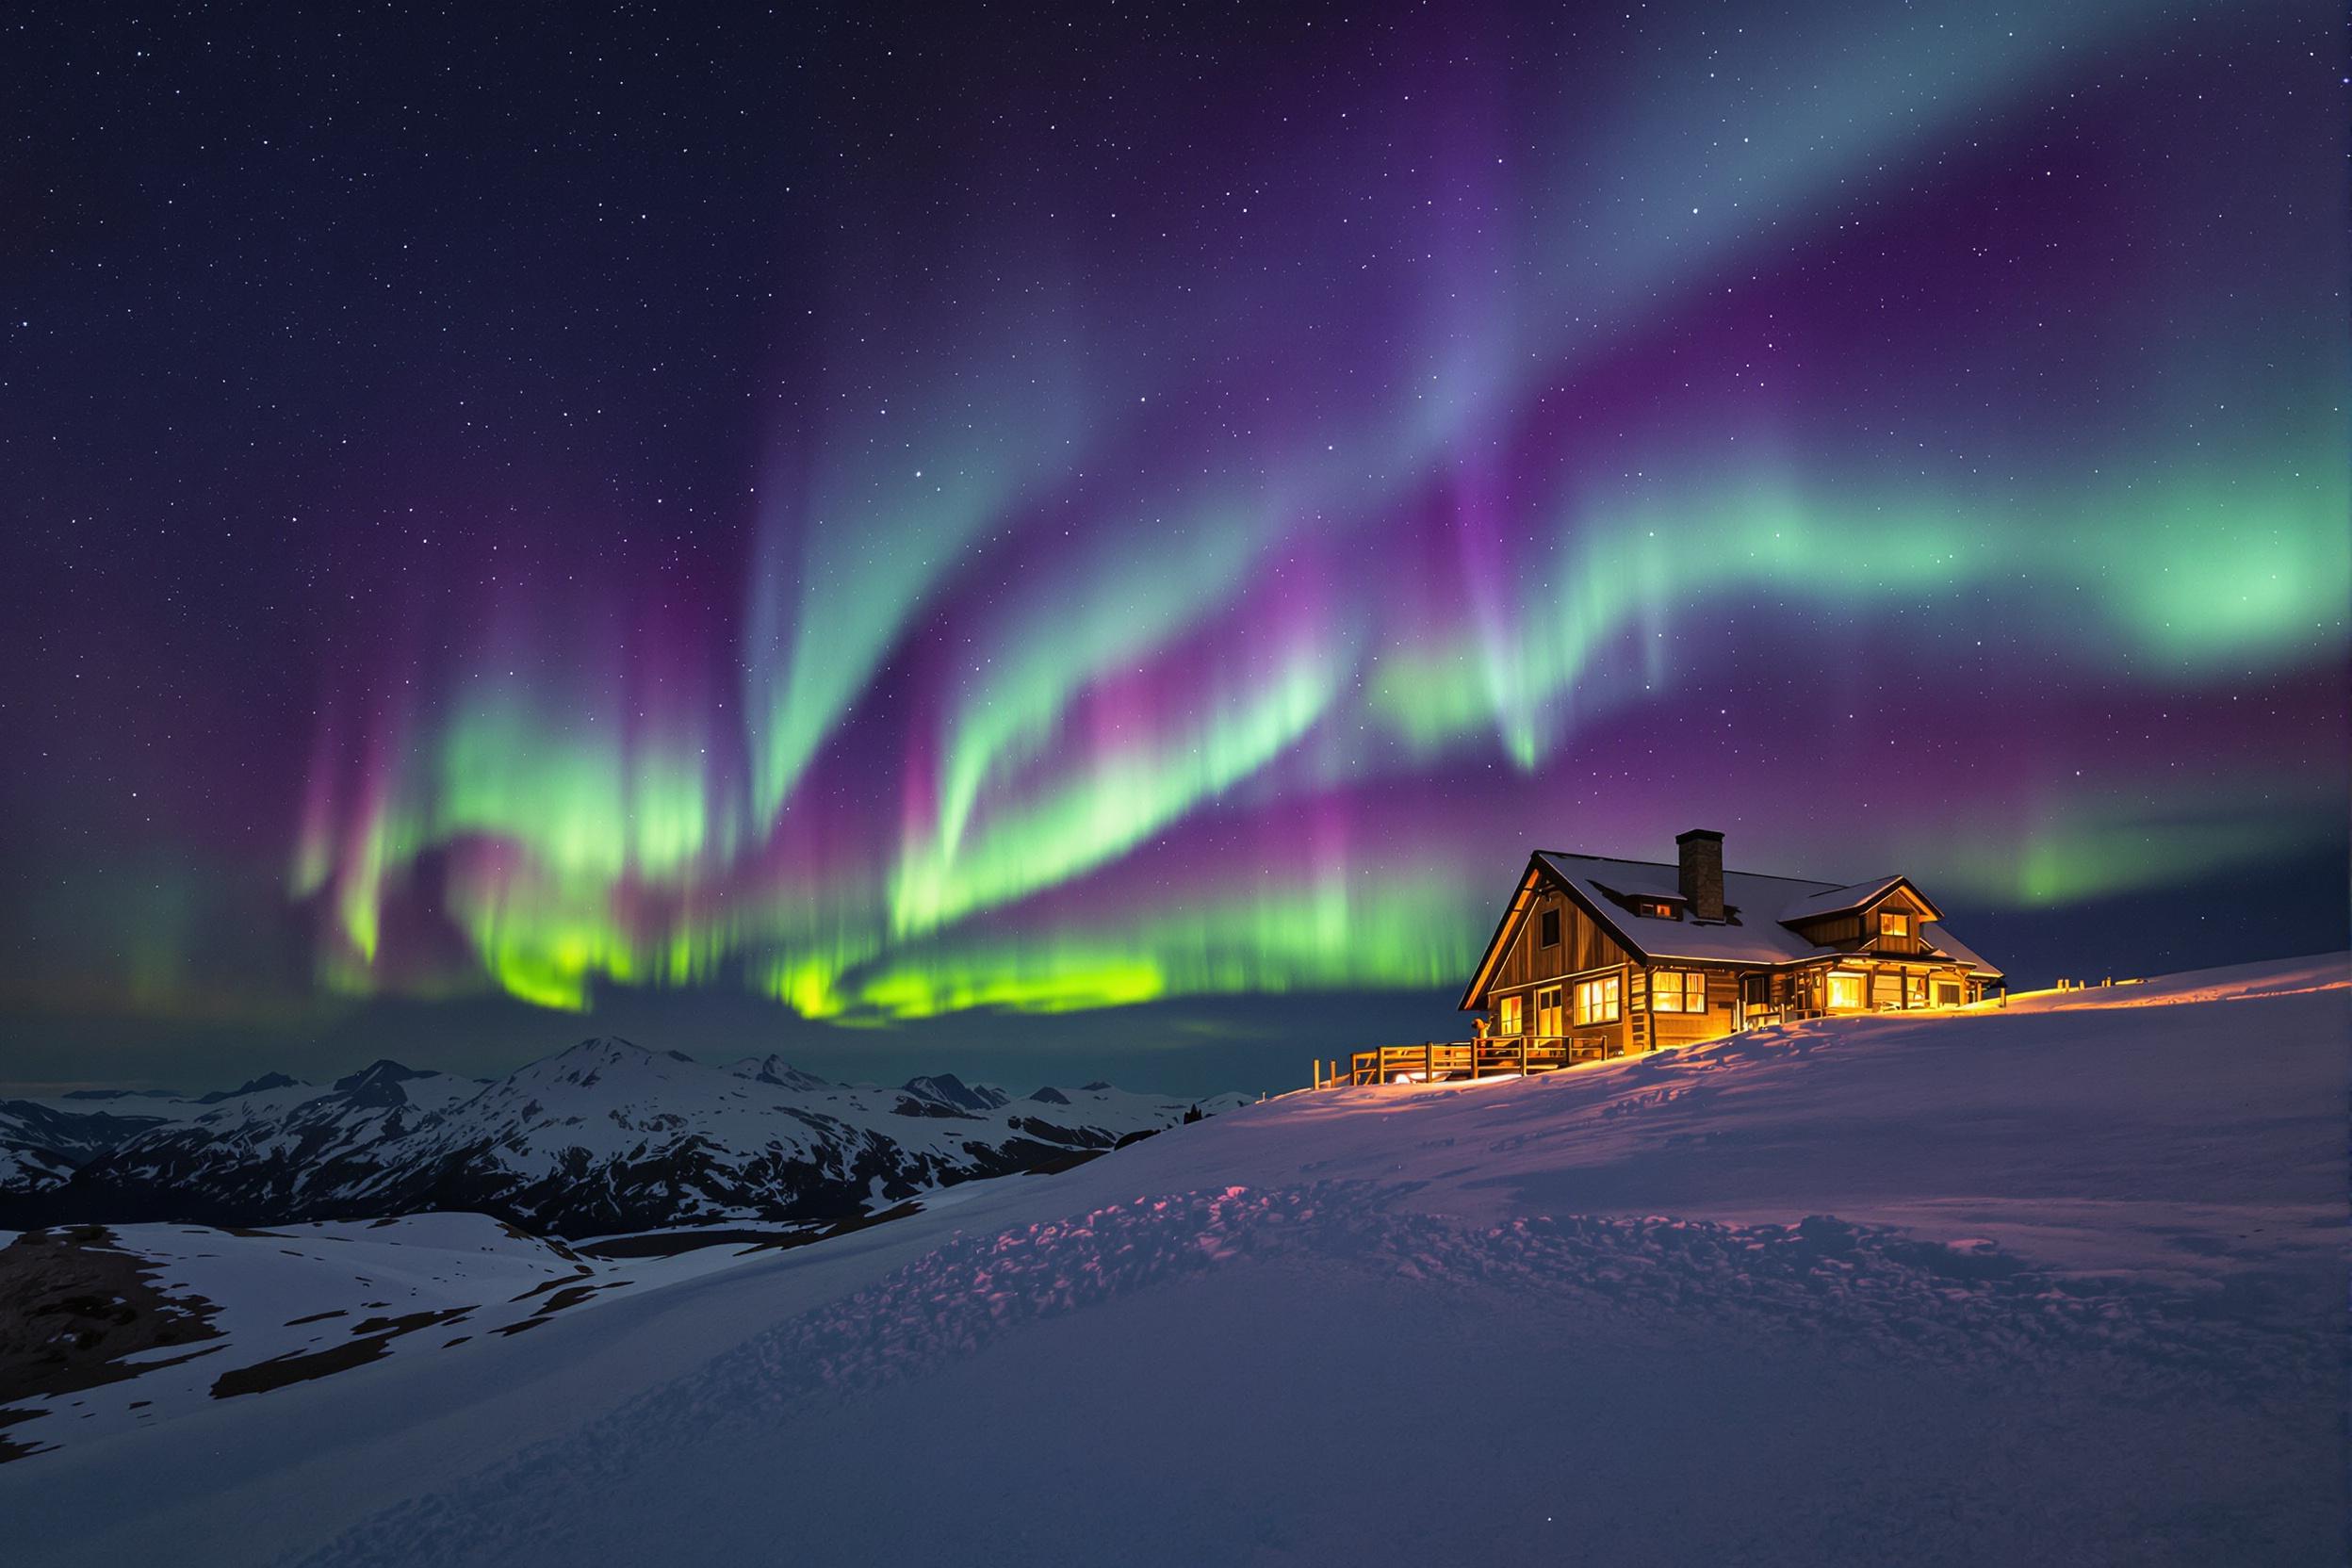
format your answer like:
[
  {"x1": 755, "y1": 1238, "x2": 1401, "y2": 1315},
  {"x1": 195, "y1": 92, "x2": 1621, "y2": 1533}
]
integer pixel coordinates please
[
  {"x1": 1460, "y1": 857, "x2": 1659, "y2": 1010},
  {"x1": 1455, "y1": 857, "x2": 1543, "y2": 1012},
  {"x1": 1779, "y1": 874, "x2": 1948, "y2": 928}
]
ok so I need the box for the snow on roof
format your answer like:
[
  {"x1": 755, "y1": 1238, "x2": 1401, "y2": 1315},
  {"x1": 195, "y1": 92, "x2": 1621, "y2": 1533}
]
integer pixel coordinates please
[
  {"x1": 1917, "y1": 923, "x2": 2001, "y2": 977},
  {"x1": 1530, "y1": 853, "x2": 2001, "y2": 974},
  {"x1": 1538, "y1": 854, "x2": 1834, "y2": 965},
  {"x1": 1776, "y1": 875, "x2": 1910, "y2": 923}
]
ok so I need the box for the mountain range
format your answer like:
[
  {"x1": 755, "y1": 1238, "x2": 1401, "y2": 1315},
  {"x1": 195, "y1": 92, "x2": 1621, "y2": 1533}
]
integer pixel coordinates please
[{"x1": 0, "y1": 1039, "x2": 1247, "y2": 1237}]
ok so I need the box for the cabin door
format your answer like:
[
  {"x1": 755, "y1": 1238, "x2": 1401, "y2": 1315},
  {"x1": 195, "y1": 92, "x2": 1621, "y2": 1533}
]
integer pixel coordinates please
[{"x1": 1740, "y1": 974, "x2": 1771, "y2": 1027}]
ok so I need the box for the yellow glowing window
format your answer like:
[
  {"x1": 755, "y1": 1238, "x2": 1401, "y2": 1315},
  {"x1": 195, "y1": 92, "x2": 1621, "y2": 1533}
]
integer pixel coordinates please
[
  {"x1": 1537, "y1": 986, "x2": 1564, "y2": 1037},
  {"x1": 1881, "y1": 912, "x2": 1911, "y2": 939},
  {"x1": 1497, "y1": 995, "x2": 1524, "y2": 1035},
  {"x1": 1827, "y1": 972, "x2": 1865, "y2": 1009},
  {"x1": 1575, "y1": 975, "x2": 1620, "y2": 1025},
  {"x1": 1650, "y1": 970, "x2": 1706, "y2": 1013}
]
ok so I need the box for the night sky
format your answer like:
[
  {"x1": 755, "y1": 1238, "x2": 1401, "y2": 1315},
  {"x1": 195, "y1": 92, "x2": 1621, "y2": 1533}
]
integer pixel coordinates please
[{"x1": 3, "y1": 3, "x2": 2344, "y2": 1097}]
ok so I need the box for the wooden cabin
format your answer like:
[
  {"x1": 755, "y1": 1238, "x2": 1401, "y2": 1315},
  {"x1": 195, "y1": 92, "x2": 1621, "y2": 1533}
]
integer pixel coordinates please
[{"x1": 1456, "y1": 829, "x2": 2003, "y2": 1063}]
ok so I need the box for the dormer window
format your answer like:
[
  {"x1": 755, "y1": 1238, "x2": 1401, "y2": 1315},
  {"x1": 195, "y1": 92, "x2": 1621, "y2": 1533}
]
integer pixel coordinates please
[
  {"x1": 1637, "y1": 900, "x2": 1677, "y2": 920},
  {"x1": 1881, "y1": 911, "x2": 1911, "y2": 939}
]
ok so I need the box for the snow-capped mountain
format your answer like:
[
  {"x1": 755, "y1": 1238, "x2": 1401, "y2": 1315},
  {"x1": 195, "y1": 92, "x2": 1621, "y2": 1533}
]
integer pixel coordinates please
[
  {"x1": 894, "y1": 1072, "x2": 1011, "y2": 1115},
  {"x1": 724, "y1": 1054, "x2": 835, "y2": 1094},
  {"x1": 0, "y1": 1040, "x2": 1247, "y2": 1237},
  {"x1": 0, "y1": 1090, "x2": 209, "y2": 1193}
]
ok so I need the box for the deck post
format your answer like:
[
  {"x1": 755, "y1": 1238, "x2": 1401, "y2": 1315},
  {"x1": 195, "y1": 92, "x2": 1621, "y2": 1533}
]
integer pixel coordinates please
[{"x1": 1424, "y1": 1041, "x2": 1433, "y2": 1083}]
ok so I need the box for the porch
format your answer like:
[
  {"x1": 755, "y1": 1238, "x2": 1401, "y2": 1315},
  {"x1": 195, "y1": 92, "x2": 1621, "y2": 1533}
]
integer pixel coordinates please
[
  {"x1": 1313, "y1": 1036, "x2": 1621, "y2": 1089},
  {"x1": 1315, "y1": 978, "x2": 2011, "y2": 1089}
]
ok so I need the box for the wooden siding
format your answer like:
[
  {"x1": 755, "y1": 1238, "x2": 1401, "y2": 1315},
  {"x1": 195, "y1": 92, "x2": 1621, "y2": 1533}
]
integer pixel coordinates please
[
  {"x1": 1866, "y1": 886, "x2": 1936, "y2": 956},
  {"x1": 1788, "y1": 910, "x2": 1864, "y2": 946},
  {"x1": 1636, "y1": 965, "x2": 1740, "y2": 1052},
  {"x1": 1490, "y1": 959, "x2": 1630, "y2": 1052},
  {"x1": 1788, "y1": 885, "x2": 1937, "y2": 956},
  {"x1": 1479, "y1": 878, "x2": 1627, "y2": 1004}
]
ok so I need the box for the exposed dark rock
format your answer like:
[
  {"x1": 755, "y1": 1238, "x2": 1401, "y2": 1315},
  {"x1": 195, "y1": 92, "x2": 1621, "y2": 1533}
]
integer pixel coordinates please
[
  {"x1": 0, "y1": 1226, "x2": 223, "y2": 1452},
  {"x1": 196, "y1": 1072, "x2": 302, "y2": 1105},
  {"x1": 899, "y1": 1074, "x2": 1009, "y2": 1113}
]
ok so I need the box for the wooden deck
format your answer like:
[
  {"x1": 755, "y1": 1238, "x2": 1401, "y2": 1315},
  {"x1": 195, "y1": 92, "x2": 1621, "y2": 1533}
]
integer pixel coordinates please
[
  {"x1": 1315, "y1": 992, "x2": 2012, "y2": 1090},
  {"x1": 1313, "y1": 1037, "x2": 1610, "y2": 1089}
]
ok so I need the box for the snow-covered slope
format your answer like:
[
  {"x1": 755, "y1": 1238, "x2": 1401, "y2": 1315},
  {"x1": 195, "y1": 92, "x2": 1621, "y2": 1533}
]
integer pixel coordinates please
[
  {"x1": 0, "y1": 1214, "x2": 788, "y2": 1459},
  {"x1": 1, "y1": 956, "x2": 2343, "y2": 1567},
  {"x1": 3, "y1": 1043, "x2": 1246, "y2": 1236}
]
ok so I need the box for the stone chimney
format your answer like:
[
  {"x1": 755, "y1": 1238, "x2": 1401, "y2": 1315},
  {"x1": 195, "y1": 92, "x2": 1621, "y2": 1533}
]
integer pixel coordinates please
[{"x1": 1676, "y1": 828, "x2": 1724, "y2": 922}]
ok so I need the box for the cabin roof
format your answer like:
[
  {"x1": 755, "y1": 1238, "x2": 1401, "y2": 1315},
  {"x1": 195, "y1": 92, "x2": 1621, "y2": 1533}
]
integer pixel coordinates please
[
  {"x1": 1458, "y1": 851, "x2": 2004, "y2": 1009},
  {"x1": 1777, "y1": 875, "x2": 1944, "y2": 923},
  {"x1": 1536, "y1": 853, "x2": 1838, "y2": 966},
  {"x1": 1908, "y1": 921, "x2": 2000, "y2": 977}
]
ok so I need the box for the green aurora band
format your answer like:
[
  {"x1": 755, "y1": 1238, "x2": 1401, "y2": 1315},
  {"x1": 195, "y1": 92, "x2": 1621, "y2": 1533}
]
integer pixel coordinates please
[{"x1": 41, "y1": 1, "x2": 2338, "y2": 1031}]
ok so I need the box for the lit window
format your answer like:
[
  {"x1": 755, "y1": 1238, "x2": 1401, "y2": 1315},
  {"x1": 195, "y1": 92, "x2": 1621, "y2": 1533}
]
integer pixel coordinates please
[
  {"x1": 1827, "y1": 972, "x2": 1865, "y2": 1009},
  {"x1": 1575, "y1": 975, "x2": 1621, "y2": 1025},
  {"x1": 1540, "y1": 908, "x2": 1560, "y2": 948},
  {"x1": 1650, "y1": 970, "x2": 1706, "y2": 1013},
  {"x1": 1881, "y1": 911, "x2": 1911, "y2": 939},
  {"x1": 1497, "y1": 995, "x2": 1524, "y2": 1035},
  {"x1": 1537, "y1": 986, "x2": 1564, "y2": 1036}
]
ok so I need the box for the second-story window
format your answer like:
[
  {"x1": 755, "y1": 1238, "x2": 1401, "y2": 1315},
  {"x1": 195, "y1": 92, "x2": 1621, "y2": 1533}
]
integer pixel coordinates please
[
  {"x1": 1540, "y1": 908, "x2": 1560, "y2": 948},
  {"x1": 1881, "y1": 911, "x2": 1911, "y2": 939}
]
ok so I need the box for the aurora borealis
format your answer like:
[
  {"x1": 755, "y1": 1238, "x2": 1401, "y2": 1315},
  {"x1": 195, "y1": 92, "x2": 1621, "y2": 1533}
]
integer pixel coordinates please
[{"x1": 3, "y1": 2, "x2": 2344, "y2": 1088}]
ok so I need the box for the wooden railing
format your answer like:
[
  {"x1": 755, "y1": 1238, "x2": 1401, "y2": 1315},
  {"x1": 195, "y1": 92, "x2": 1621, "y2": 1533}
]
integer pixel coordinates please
[
  {"x1": 1312, "y1": 1037, "x2": 1612, "y2": 1089},
  {"x1": 1315, "y1": 983, "x2": 2017, "y2": 1089},
  {"x1": 1740, "y1": 1004, "x2": 1825, "y2": 1028}
]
